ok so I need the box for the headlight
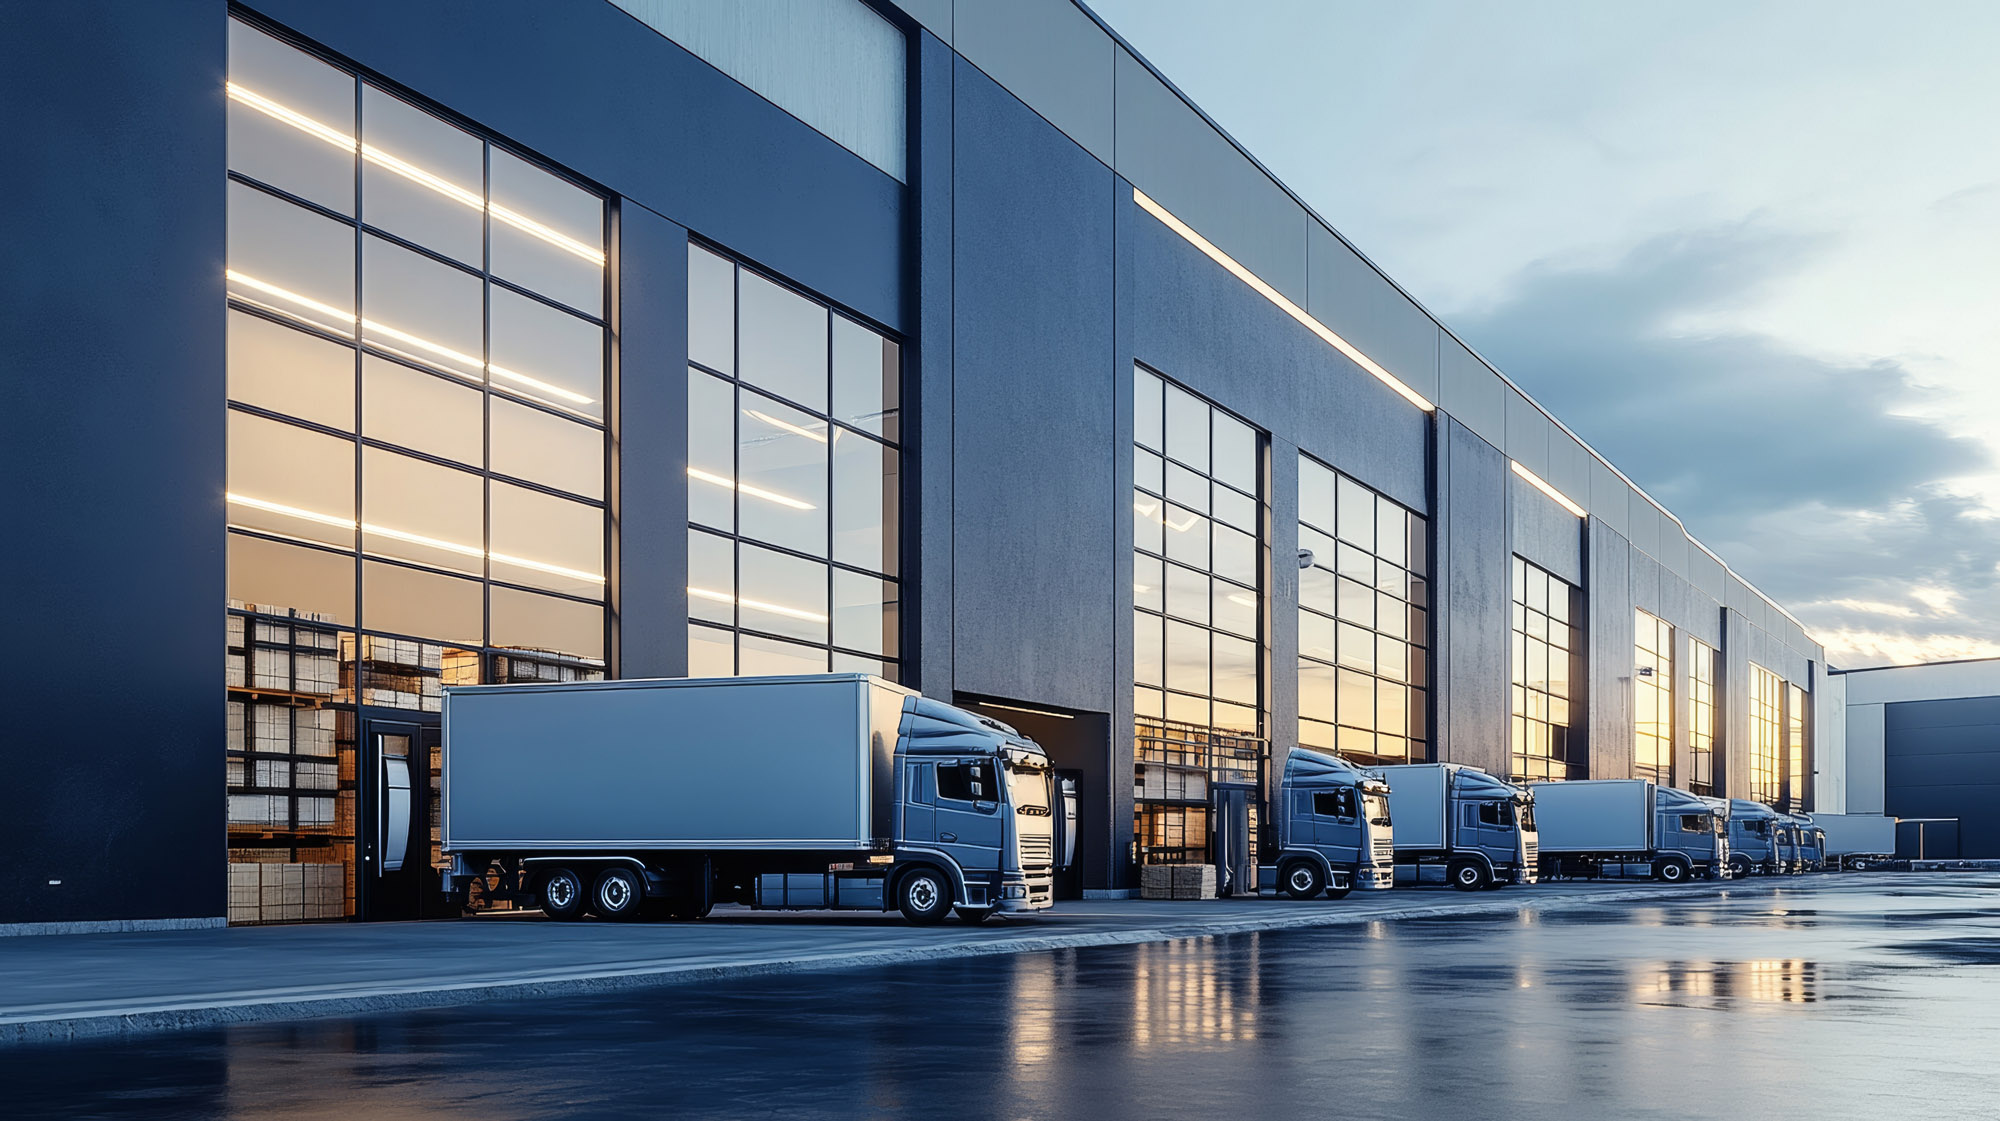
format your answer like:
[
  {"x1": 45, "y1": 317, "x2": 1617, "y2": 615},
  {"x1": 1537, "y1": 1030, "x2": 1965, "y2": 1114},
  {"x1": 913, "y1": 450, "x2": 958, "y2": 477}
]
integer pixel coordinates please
[{"x1": 1004, "y1": 884, "x2": 1027, "y2": 899}]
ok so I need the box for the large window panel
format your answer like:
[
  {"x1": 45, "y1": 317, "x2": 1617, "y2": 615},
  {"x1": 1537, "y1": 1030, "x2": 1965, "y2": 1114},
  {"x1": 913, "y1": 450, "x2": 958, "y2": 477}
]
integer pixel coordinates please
[
  {"x1": 491, "y1": 585, "x2": 604, "y2": 662},
  {"x1": 228, "y1": 412, "x2": 355, "y2": 549},
  {"x1": 738, "y1": 389, "x2": 829, "y2": 556},
  {"x1": 833, "y1": 317, "x2": 899, "y2": 442},
  {"x1": 831, "y1": 431, "x2": 897, "y2": 576},
  {"x1": 738, "y1": 543, "x2": 828, "y2": 645},
  {"x1": 489, "y1": 285, "x2": 605, "y2": 419},
  {"x1": 1163, "y1": 383, "x2": 1209, "y2": 474},
  {"x1": 227, "y1": 20, "x2": 354, "y2": 214},
  {"x1": 689, "y1": 622, "x2": 733, "y2": 677},
  {"x1": 227, "y1": 181, "x2": 355, "y2": 336},
  {"x1": 687, "y1": 368, "x2": 737, "y2": 532},
  {"x1": 687, "y1": 529, "x2": 735, "y2": 626},
  {"x1": 229, "y1": 310, "x2": 354, "y2": 432},
  {"x1": 833, "y1": 570, "x2": 899, "y2": 659},
  {"x1": 739, "y1": 633, "x2": 829, "y2": 677},
  {"x1": 227, "y1": 534, "x2": 355, "y2": 624},
  {"x1": 362, "y1": 355, "x2": 482, "y2": 467},
  {"x1": 361, "y1": 234, "x2": 483, "y2": 381},
  {"x1": 489, "y1": 481, "x2": 603, "y2": 597},
  {"x1": 362, "y1": 448, "x2": 482, "y2": 577},
  {"x1": 488, "y1": 147, "x2": 605, "y2": 317},
  {"x1": 491, "y1": 397, "x2": 604, "y2": 500},
  {"x1": 1512, "y1": 558, "x2": 1579, "y2": 781},
  {"x1": 688, "y1": 245, "x2": 736, "y2": 375},
  {"x1": 1133, "y1": 366, "x2": 1164, "y2": 451},
  {"x1": 362, "y1": 560, "x2": 481, "y2": 646},
  {"x1": 360, "y1": 85, "x2": 483, "y2": 266},
  {"x1": 739, "y1": 271, "x2": 828, "y2": 412}
]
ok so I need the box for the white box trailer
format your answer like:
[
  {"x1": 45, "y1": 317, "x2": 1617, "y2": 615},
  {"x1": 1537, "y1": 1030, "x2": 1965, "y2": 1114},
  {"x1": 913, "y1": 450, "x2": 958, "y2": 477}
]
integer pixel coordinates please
[
  {"x1": 1810, "y1": 813, "x2": 1898, "y2": 869},
  {"x1": 1530, "y1": 779, "x2": 1727, "y2": 882},
  {"x1": 1375, "y1": 763, "x2": 1539, "y2": 889}
]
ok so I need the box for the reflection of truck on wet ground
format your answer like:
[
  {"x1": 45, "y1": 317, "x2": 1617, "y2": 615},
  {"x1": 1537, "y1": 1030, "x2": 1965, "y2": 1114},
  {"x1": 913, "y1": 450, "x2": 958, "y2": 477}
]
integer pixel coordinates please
[
  {"x1": 1530, "y1": 780, "x2": 1726, "y2": 882},
  {"x1": 1376, "y1": 763, "x2": 1538, "y2": 891},
  {"x1": 440, "y1": 674, "x2": 1059, "y2": 925},
  {"x1": 1258, "y1": 748, "x2": 1397, "y2": 899},
  {"x1": 1809, "y1": 812, "x2": 1898, "y2": 870}
]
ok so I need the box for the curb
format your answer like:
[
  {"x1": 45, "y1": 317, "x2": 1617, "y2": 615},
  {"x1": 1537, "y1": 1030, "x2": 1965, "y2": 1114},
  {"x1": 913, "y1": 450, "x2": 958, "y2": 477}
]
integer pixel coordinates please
[{"x1": 0, "y1": 879, "x2": 1774, "y2": 1044}]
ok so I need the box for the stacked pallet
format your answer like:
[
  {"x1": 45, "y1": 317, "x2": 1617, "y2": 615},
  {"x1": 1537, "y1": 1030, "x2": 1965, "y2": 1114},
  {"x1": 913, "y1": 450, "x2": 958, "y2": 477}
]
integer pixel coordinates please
[{"x1": 1139, "y1": 864, "x2": 1218, "y2": 900}]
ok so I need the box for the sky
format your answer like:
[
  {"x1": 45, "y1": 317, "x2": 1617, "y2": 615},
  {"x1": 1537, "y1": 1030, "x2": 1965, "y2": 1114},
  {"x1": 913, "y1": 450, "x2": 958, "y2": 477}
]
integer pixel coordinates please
[{"x1": 1086, "y1": 0, "x2": 2000, "y2": 669}]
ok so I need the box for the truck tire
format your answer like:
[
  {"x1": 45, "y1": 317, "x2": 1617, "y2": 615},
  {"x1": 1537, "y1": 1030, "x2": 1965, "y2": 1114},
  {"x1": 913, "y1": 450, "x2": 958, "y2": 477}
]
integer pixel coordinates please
[
  {"x1": 1728, "y1": 855, "x2": 1751, "y2": 879},
  {"x1": 897, "y1": 867, "x2": 952, "y2": 925},
  {"x1": 591, "y1": 866, "x2": 645, "y2": 921},
  {"x1": 956, "y1": 906, "x2": 997, "y2": 924},
  {"x1": 1653, "y1": 858, "x2": 1690, "y2": 883},
  {"x1": 1280, "y1": 861, "x2": 1325, "y2": 900},
  {"x1": 1448, "y1": 859, "x2": 1490, "y2": 892},
  {"x1": 539, "y1": 866, "x2": 586, "y2": 921}
]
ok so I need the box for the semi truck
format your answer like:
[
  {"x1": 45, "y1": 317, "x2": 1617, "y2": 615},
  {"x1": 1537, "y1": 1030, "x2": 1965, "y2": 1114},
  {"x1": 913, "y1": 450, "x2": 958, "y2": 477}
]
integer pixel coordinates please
[
  {"x1": 1701, "y1": 796, "x2": 1735, "y2": 876},
  {"x1": 1529, "y1": 780, "x2": 1725, "y2": 882},
  {"x1": 1258, "y1": 748, "x2": 1397, "y2": 899},
  {"x1": 1773, "y1": 816, "x2": 1802, "y2": 874},
  {"x1": 1376, "y1": 763, "x2": 1538, "y2": 890},
  {"x1": 1794, "y1": 815, "x2": 1827, "y2": 872},
  {"x1": 440, "y1": 674, "x2": 1060, "y2": 925},
  {"x1": 1809, "y1": 812, "x2": 1897, "y2": 870},
  {"x1": 1727, "y1": 799, "x2": 1781, "y2": 876}
]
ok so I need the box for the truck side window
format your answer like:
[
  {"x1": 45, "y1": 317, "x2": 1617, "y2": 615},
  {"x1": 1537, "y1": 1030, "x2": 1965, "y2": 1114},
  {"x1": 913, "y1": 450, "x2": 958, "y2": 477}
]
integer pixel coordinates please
[
  {"x1": 937, "y1": 761, "x2": 994, "y2": 803},
  {"x1": 1478, "y1": 802, "x2": 1506, "y2": 827},
  {"x1": 1681, "y1": 814, "x2": 1708, "y2": 834},
  {"x1": 1312, "y1": 790, "x2": 1356, "y2": 819},
  {"x1": 908, "y1": 763, "x2": 934, "y2": 806}
]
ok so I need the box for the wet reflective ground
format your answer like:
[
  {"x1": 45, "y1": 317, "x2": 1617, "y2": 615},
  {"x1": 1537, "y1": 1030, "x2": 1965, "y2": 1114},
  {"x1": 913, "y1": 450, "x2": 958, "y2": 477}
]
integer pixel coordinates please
[{"x1": 9, "y1": 876, "x2": 1999, "y2": 1120}]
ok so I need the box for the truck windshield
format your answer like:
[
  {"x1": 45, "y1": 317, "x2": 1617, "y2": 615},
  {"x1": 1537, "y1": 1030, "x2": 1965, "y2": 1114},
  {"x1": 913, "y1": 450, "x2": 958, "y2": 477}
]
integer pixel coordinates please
[
  {"x1": 1006, "y1": 764, "x2": 1051, "y2": 816},
  {"x1": 1365, "y1": 793, "x2": 1391, "y2": 828}
]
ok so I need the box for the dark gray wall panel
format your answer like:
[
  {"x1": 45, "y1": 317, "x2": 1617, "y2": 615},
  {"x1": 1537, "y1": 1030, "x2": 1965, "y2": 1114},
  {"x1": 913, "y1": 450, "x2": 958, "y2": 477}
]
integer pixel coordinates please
[
  {"x1": 0, "y1": 0, "x2": 226, "y2": 924},
  {"x1": 912, "y1": 30, "x2": 955, "y2": 696},
  {"x1": 1631, "y1": 552, "x2": 1662, "y2": 617},
  {"x1": 1440, "y1": 338, "x2": 1505, "y2": 449},
  {"x1": 1268, "y1": 436, "x2": 1302, "y2": 774},
  {"x1": 1437, "y1": 419, "x2": 1510, "y2": 775},
  {"x1": 1509, "y1": 474, "x2": 1583, "y2": 587},
  {"x1": 1884, "y1": 696, "x2": 2000, "y2": 856},
  {"x1": 1886, "y1": 696, "x2": 2000, "y2": 733},
  {"x1": 954, "y1": 0, "x2": 1113, "y2": 163},
  {"x1": 246, "y1": 0, "x2": 906, "y2": 333},
  {"x1": 1305, "y1": 225, "x2": 1442, "y2": 405},
  {"x1": 950, "y1": 58, "x2": 1115, "y2": 713},
  {"x1": 614, "y1": 206, "x2": 689, "y2": 680},
  {"x1": 1587, "y1": 522, "x2": 1635, "y2": 780},
  {"x1": 1720, "y1": 609, "x2": 1751, "y2": 798},
  {"x1": 1130, "y1": 213, "x2": 1429, "y2": 514},
  {"x1": 1112, "y1": 47, "x2": 1306, "y2": 305}
]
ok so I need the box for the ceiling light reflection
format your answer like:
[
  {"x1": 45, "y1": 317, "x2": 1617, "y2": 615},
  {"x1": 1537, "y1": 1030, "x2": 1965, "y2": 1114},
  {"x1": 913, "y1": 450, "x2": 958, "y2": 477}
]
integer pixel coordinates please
[
  {"x1": 226, "y1": 492, "x2": 604, "y2": 585},
  {"x1": 687, "y1": 585, "x2": 828, "y2": 623},
  {"x1": 686, "y1": 467, "x2": 818, "y2": 510}
]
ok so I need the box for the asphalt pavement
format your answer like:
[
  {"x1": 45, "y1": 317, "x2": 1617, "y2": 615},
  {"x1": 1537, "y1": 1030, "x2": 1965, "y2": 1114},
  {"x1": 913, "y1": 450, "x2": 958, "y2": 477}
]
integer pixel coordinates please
[{"x1": 5, "y1": 874, "x2": 1996, "y2": 1120}]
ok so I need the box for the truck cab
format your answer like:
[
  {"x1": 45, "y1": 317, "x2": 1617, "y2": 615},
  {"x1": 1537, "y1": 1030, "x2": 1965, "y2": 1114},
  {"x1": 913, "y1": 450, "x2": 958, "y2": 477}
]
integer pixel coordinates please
[
  {"x1": 1261, "y1": 748, "x2": 1395, "y2": 899},
  {"x1": 1378, "y1": 763, "x2": 1538, "y2": 891},
  {"x1": 1654, "y1": 787, "x2": 1727, "y2": 879},
  {"x1": 1795, "y1": 816, "x2": 1827, "y2": 872},
  {"x1": 1700, "y1": 796, "x2": 1734, "y2": 876},
  {"x1": 894, "y1": 698, "x2": 1057, "y2": 917},
  {"x1": 1727, "y1": 799, "x2": 1780, "y2": 876},
  {"x1": 1772, "y1": 818, "x2": 1801, "y2": 874}
]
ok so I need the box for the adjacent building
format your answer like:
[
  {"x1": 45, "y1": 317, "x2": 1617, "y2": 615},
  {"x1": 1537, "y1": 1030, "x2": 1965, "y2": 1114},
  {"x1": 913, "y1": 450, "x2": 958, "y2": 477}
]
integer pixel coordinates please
[
  {"x1": 1836, "y1": 658, "x2": 2000, "y2": 859},
  {"x1": 3, "y1": 0, "x2": 1831, "y2": 931}
]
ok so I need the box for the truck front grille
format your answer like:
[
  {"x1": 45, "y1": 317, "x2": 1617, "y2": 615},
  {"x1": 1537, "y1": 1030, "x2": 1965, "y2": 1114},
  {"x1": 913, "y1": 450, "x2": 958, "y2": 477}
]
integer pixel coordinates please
[
  {"x1": 1524, "y1": 838, "x2": 1539, "y2": 865},
  {"x1": 1018, "y1": 834, "x2": 1054, "y2": 872},
  {"x1": 1371, "y1": 838, "x2": 1395, "y2": 865}
]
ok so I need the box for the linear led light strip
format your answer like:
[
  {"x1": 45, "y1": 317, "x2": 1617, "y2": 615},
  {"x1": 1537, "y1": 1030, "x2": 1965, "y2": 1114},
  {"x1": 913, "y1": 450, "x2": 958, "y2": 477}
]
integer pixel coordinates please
[
  {"x1": 1132, "y1": 188, "x2": 1435, "y2": 413},
  {"x1": 686, "y1": 466, "x2": 817, "y2": 511},
  {"x1": 227, "y1": 493, "x2": 604, "y2": 585},
  {"x1": 1509, "y1": 461, "x2": 1588, "y2": 518},
  {"x1": 226, "y1": 82, "x2": 604, "y2": 266},
  {"x1": 226, "y1": 271, "x2": 594, "y2": 408},
  {"x1": 686, "y1": 585, "x2": 828, "y2": 624}
]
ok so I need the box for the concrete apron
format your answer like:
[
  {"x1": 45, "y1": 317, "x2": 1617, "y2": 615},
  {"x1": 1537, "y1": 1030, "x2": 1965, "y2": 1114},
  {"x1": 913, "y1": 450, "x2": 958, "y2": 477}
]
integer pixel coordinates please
[{"x1": 0, "y1": 879, "x2": 1790, "y2": 1044}]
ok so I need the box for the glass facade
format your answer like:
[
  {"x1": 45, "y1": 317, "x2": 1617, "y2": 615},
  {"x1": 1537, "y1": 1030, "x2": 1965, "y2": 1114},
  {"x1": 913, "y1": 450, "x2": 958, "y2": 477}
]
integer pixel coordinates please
[
  {"x1": 1786, "y1": 683, "x2": 1809, "y2": 812},
  {"x1": 225, "y1": 20, "x2": 608, "y2": 922},
  {"x1": 1749, "y1": 664, "x2": 1783, "y2": 805},
  {"x1": 1634, "y1": 609, "x2": 1673, "y2": 786},
  {"x1": 685, "y1": 245, "x2": 902, "y2": 680},
  {"x1": 1296, "y1": 454, "x2": 1428, "y2": 765},
  {"x1": 1511, "y1": 557, "x2": 1580, "y2": 781},
  {"x1": 1688, "y1": 637, "x2": 1717, "y2": 795},
  {"x1": 1132, "y1": 366, "x2": 1264, "y2": 734}
]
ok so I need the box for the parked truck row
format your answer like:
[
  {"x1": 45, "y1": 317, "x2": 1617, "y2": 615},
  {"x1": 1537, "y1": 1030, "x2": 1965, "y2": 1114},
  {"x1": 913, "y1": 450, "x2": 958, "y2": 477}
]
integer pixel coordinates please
[{"x1": 436, "y1": 674, "x2": 1882, "y2": 924}]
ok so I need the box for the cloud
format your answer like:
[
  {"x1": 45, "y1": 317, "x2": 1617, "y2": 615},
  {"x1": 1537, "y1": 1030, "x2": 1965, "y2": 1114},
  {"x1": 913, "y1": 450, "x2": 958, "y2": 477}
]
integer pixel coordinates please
[{"x1": 1451, "y1": 227, "x2": 2000, "y2": 668}]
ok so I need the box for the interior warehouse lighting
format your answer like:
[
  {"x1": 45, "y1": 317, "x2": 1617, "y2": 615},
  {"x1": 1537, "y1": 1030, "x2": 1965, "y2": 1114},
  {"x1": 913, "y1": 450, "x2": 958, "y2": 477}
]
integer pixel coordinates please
[
  {"x1": 1132, "y1": 188, "x2": 1435, "y2": 413},
  {"x1": 687, "y1": 586, "x2": 829, "y2": 623},
  {"x1": 685, "y1": 467, "x2": 817, "y2": 511},
  {"x1": 226, "y1": 82, "x2": 605, "y2": 265},
  {"x1": 1510, "y1": 461, "x2": 1588, "y2": 518},
  {"x1": 226, "y1": 493, "x2": 604, "y2": 585}
]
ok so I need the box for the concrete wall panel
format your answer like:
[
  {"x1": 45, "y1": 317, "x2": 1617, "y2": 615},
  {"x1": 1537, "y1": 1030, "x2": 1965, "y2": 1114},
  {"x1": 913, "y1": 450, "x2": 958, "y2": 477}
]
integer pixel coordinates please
[
  {"x1": 1587, "y1": 521, "x2": 1636, "y2": 780},
  {"x1": 1440, "y1": 338, "x2": 1505, "y2": 449},
  {"x1": 955, "y1": 0, "x2": 1113, "y2": 163},
  {"x1": 1305, "y1": 226, "x2": 1441, "y2": 404},
  {"x1": 1436, "y1": 419, "x2": 1511, "y2": 776},
  {"x1": 1509, "y1": 474, "x2": 1583, "y2": 588},
  {"x1": 1590, "y1": 457, "x2": 1630, "y2": 535},
  {"x1": 613, "y1": 208, "x2": 691, "y2": 679}
]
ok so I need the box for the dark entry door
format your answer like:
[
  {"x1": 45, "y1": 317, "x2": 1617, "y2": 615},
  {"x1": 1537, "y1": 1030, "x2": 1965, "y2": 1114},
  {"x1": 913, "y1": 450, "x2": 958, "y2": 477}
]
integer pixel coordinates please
[{"x1": 360, "y1": 718, "x2": 448, "y2": 920}]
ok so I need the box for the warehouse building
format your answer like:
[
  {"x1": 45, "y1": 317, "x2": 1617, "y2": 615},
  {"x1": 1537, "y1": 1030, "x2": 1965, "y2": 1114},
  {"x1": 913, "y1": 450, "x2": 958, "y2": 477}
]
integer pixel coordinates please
[
  {"x1": 3, "y1": 0, "x2": 1832, "y2": 931},
  {"x1": 1836, "y1": 658, "x2": 2000, "y2": 859}
]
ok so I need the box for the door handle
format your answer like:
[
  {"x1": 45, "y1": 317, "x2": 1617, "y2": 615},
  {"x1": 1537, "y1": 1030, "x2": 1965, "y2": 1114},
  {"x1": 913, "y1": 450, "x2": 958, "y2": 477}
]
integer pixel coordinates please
[{"x1": 940, "y1": 832, "x2": 957, "y2": 843}]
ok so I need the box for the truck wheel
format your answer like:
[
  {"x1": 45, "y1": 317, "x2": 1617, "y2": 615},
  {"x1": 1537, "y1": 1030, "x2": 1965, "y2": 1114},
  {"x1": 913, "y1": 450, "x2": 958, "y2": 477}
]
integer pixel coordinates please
[
  {"x1": 539, "y1": 866, "x2": 586, "y2": 921},
  {"x1": 1280, "y1": 861, "x2": 1325, "y2": 900},
  {"x1": 1654, "y1": 859, "x2": 1689, "y2": 883},
  {"x1": 1728, "y1": 855, "x2": 1751, "y2": 879},
  {"x1": 897, "y1": 867, "x2": 952, "y2": 925},
  {"x1": 1448, "y1": 860, "x2": 1490, "y2": 892},
  {"x1": 956, "y1": 906, "x2": 997, "y2": 924},
  {"x1": 591, "y1": 866, "x2": 645, "y2": 921}
]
